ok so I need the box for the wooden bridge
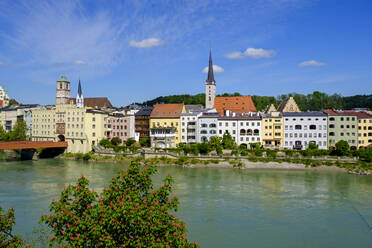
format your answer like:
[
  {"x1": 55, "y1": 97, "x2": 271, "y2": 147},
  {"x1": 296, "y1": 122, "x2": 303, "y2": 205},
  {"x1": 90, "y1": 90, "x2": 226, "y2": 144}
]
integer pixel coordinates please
[{"x1": 0, "y1": 141, "x2": 68, "y2": 150}]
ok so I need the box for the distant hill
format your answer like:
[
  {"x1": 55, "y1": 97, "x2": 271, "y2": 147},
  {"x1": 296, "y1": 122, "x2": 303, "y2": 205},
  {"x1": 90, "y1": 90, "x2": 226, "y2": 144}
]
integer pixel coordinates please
[{"x1": 132, "y1": 92, "x2": 372, "y2": 111}]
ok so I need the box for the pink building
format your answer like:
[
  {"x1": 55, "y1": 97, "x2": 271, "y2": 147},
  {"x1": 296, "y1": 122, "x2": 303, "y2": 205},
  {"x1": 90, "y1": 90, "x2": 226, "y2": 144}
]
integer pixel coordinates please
[{"x1": 108, "y1": 113, "x2": 135, "y2": 144}]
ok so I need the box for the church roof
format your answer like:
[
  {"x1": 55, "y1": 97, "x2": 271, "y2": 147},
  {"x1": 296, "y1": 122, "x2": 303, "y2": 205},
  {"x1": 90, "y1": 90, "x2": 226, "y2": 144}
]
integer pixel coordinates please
[
  {"x1": 150, "y1": 103, "x2": 184, "y2": 118},
  {"x1": 213, "y1": 96, "x2": 256, "y2": 114},
  {"x1": 68, "y1": 97, "x2": 113, "y2": 109},
  {"x1": 206, "y1": 50, "x2": 215, "y2": 83}
]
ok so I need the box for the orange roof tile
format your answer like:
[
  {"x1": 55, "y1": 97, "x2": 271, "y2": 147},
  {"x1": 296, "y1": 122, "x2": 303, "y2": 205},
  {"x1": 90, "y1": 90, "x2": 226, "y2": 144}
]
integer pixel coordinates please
[
  {"x1": 214, "y1": 96, "x2": 256, "y2": 114},
  {"x1": 150, "y1": 103, "x2": 184, "y2": 118}
]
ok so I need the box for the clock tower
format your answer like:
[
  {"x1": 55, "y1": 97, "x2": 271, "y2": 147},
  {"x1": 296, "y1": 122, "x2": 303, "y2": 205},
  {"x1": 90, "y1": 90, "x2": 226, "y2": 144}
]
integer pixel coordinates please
[{"x1": 56, "y1": 76, "x2": 71, "y2": 105}]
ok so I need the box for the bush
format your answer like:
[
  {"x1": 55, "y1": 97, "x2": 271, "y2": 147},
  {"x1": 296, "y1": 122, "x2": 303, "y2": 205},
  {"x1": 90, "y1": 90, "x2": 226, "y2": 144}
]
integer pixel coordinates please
[
  {"x1": 266, "y1": 149, "x2": 277, "y2": 158},
  {"x1": 41, "y1": 162, "x2": 199, "y2": 247},
  {"x1": 254, "y1": 149, "x2": 263, "y2": 157},
  {"x1": 240, "y1": 149, "x2": 248, "y2": 156},
  {"x1": 139, "y1": 137, "x2": 151, "y2": 147},
  {"x1": 358, "y1": 147, "x2": 372, "y2": 162},
  {"x1": 111, "y1": 137, "x2": 122, "y2": 146},
  {"x1": 99, "y1": 138, "x2": 111, "y2": 148},
  {"x1": 222, "y1": 133, "x2": 236, "y2": 149},
  {"x1": 0, "y1": 206, "x2": 30, "y2": 247},
  {"x1": 125, "y1": 138, "x2": 136, "y2": 147},
  {"x1": 198, "y1": 142, "x2": 211, "y2": 155}
]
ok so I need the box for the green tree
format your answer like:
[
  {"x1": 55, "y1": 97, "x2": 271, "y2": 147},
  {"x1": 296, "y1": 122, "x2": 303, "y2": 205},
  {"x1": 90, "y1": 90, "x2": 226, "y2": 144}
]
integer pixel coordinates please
[
  {"x1": 0, "y1": 206, "x2": 31, "y2": 247},
  {"x1": 335, "y1": 140, "x2": 350, "y2": 156},
  {"x1": 198, "y1": 142, "x2": 211, "y2": 155},
  {"x1": 110, "y1": 137, "x2": 122, "y2": 146},
  {"x1": 125, "y1": 138, "x2": 136, "y2": 146},
  {"x1": 308, "y1": 142, "x2": 318, "y2": 150},
  {"x1": 0, "y1": 126, "x2": 9, "y2": 141},
  {"x1": 222, "y1": 132, "x2": 236, "y2": 149},
  {"x1": 99, "y1": 138, "x2": 111, "y2": 148},
  {"x1": 9, "y1": 120, "x2": 27, "y2": 141},
  {"x1": 139, "y1": 137, "x2": 151, "y2": 147},
  {"x1": 41, "y1": 161, "x2": 199, "y2": 247},
  {"x1": 209, "y1": 136, "x2": 223, "y2": 155}
]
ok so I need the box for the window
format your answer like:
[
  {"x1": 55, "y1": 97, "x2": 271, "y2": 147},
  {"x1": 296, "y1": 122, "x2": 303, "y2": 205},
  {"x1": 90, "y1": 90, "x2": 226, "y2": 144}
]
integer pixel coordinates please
[
  {"x1": 201, "y1": 124, "x2": 207, "y2": 128},
  {"x1": 309, "y1": 125, "x2": 316, "y2": 130},
  {"x1": 295, "y1": 125, "x2": 302, "y2": 130},
  {"x1": 92, "y1": 124, "x2": 95, "y2": 129}
]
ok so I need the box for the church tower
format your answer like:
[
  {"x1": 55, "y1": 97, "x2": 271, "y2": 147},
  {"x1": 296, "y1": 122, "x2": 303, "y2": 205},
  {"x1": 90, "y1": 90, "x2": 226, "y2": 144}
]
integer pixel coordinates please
[
  {"x1": 56, "y1": 76, "x2": 71, "y2": 105},
  {"x1": 76, "y1": 79, "x2": 84, "y2": 108},
  {"x1": 205, "y1": 50, "x2": 216, "y2": 109}
]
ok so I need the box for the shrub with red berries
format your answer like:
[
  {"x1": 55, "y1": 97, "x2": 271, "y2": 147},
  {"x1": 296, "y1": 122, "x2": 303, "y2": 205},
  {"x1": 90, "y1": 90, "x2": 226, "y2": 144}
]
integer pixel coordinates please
[
  {"x1": 0, "y1": 206, "x2": 31, "y2": 247},
  {"x1": 41, "y1": 161, "x2": 199, "y2": 247}
]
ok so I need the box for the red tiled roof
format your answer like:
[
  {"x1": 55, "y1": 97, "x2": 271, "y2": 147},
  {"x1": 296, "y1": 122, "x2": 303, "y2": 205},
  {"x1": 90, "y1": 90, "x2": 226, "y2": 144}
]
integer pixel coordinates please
[
  {"x1": 344, "y1": 111, "x2": 372, "y2": 119},
  {"x1": 150, "y1": 103, "x2": 184, "y2": 118},
  {"x1": 214, "y1": 96, "x2": 256, "y2": 114},
  {"x1": 68, "y1": 97, "x2": 113, "y2": 109}
]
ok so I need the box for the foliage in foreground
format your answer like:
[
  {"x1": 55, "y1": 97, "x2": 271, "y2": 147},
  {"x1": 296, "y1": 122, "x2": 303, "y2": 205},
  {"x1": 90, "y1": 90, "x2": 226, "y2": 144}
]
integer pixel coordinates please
[
  {"x1": 0, "y1": 206, "x2": 31, "y2": 247},
  {"x1": 41, "y1": 161, "x2": 199, "y2": 247}
]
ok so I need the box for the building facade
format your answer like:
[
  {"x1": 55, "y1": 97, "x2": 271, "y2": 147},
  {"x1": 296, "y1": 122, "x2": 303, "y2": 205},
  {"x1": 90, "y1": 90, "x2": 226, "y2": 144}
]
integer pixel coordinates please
[
  {"x1": 109, "y1": 113, "x2": 136, "y2": 144},
  {"x1": 262, "y1": 112, "x2": 283, "y2": 148},
  {"x1": 325, "y1": 110, "x2": 358, "y2": 149},
  {"x1": 354, "y1": 112, "x2": 372, "y2": 148},
  {"x1": 283, "y1": 112, "x2": 328, "y2": 150},
  {"x1": 180, "y1": 111, "x2": 202, "y2": 143},
  {"x1": 149, "y1": 103, "x2": 185, "y2": 148},
  {"x1": 198, "y1": 113, "x2": 219, "y2": 143},
  {"x1": 135, "y1": 106, "x2": 154, "y2": 139},
  {"x1": 217, "y1": 114, "x2": 262, "y2": 147}
]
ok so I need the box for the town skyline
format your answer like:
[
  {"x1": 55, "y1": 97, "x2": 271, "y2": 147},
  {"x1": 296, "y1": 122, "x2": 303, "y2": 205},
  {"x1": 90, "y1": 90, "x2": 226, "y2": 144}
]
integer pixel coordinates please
[{"x1": 0, "y1": 0, "x2": 371, "y2": 106}]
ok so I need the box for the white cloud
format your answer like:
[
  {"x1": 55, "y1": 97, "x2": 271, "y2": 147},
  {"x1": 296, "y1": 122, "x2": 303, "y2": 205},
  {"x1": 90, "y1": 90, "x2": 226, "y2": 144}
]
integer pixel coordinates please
[
  {"x1": 224, "y1": 51, "x2": 244, "y2": 59},
  {"x1": 74, "y1": 60, "x2": 87, "y2": 65},
  {"x1": 202, "y1": 65, "x2": 224, "y2": 73},
  {"x1": 299, "y1": 60, "x2": 326, "y2": 67},
  {"x1": 129, "y1": 38, "x2": 164, "y2": 48},
  {"x1": 0, "y1": 61, "x2": 6, "y2": 66},
  {"x1": 244, "y1": 47, "x2": 276, "y2": 58},
  {"x1": 225, "y1": 47, "x2": 276, "y2": 59}
]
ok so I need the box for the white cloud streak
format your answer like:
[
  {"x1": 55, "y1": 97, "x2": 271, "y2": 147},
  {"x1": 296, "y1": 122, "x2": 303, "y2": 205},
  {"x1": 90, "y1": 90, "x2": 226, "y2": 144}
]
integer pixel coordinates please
[
  {"x1": 129, "y1": 38, "x2": 164, "y2": 48},
  {"x1": 74, "y1": 60, "x2": 87, "y2": 65},
  {"x1": 202, "y1": 65, "x2": 224, "y2": 73},
  {"x1": 225, "y1": 47, "x2": 276, "y2": 59},
  {"x1": 0, "y1": 61, "x2": 7, "y2": 66},
  {"x1": 299, "y1": 60, "x2": 327, "y2": 67}
]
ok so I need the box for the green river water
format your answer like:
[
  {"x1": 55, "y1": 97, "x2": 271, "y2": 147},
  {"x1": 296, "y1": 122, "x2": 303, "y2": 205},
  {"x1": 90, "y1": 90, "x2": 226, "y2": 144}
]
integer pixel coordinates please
[{"x1": 1, "y1": 159, "x2": 372, "y2": 247}]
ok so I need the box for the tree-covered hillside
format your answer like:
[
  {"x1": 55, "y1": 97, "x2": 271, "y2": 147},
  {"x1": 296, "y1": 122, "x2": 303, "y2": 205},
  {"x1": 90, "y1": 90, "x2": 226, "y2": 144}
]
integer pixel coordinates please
[{"x1": 134, "y1": 92, "x2": 372, "y2": 111}]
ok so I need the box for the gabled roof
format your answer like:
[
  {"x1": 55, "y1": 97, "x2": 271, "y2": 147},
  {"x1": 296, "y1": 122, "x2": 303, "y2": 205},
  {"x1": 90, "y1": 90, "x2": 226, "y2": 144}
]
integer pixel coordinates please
[
  {"x1": 214, "y1": 96, "x2": 256, "y2": 114},
  {"x1": 343, "y1": 111, "x2": 372, "y2": 119},
  {"x1": 265, "y1": 104, "x2": 277, "y2": 113},
  {"x1": 68, "y1": 97, "x2": 113, "y2": 109},
  {"x1": 150, "y1": 103, "x2": 184, "y2": 118}
]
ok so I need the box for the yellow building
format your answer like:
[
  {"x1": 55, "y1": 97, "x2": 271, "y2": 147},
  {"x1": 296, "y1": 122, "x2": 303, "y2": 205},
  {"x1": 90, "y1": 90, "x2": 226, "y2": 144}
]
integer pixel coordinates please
[
  {"x1": 149, "y1": 103, "x2": 186, "y2": 148},
  {"x1": 262, "y1": 112, "x2": 283, "y2": 148},
  {"x1": 32, "y1": 103, "x2": 110, "y2": 153},
  {"x1": 356, "y1": 112, "x2": 372, "y2": 148}
]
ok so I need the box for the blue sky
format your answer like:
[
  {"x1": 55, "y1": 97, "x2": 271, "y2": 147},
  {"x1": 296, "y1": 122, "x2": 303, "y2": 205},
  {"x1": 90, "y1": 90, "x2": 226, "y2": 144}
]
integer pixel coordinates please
[{"x1": 0, "y1": 0, "x2": 371, "y2": 106}]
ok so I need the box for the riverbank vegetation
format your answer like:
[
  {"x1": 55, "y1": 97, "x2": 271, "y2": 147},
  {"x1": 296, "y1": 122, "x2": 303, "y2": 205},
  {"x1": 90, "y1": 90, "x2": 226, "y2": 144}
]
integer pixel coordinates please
[
  {"x1": 1, "y1": 161, "x2": 199, "y2": 247},
  {"x1": 0, "y1": 120, "x2": 27, "y2": 142}
]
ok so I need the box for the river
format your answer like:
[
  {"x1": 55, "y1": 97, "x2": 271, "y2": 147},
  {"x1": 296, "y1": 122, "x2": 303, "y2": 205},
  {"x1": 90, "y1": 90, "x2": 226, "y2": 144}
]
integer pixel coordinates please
[{"x1": 1, "y1": 159, "x2": 372, "y2": 247}]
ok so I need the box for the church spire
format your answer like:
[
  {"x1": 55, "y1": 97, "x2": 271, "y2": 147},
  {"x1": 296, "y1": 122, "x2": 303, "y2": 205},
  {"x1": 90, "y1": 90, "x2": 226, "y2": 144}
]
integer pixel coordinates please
[
  {"x1": 206, "y1": 49, "x2": 215, "y2": 84},
  {"x1": 76, "y1": 78, "x2": 84, "y2": 108},
  {"x1": 77, "y1": 79, "x2": 82, "y2": 97}
]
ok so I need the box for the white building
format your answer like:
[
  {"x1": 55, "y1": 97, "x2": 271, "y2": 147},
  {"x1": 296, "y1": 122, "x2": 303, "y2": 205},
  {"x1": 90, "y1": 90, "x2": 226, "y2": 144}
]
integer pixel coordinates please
[
  {"x1": 0, "y1": 85, "x2": 10, "y2": 108},
  {"x1": 198, "y1": 112, "x2": 219, "y2": 142},
  {"x1": 217, "y1": 112, "x2": 262, "y2": 147},
  {"x1": 283, "y1": 112, "x2": 328, "y2": 150},
  {"x1": 181, "y1": 112, "x2": 202, "y2": 143}
]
